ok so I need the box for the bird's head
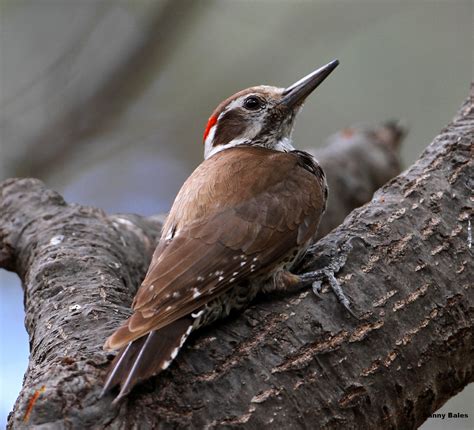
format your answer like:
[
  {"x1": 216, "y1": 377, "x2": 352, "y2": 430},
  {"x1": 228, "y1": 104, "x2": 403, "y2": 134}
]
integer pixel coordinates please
[{"x1": 203, "y1": 59, "x2": 339, "y2": 159}]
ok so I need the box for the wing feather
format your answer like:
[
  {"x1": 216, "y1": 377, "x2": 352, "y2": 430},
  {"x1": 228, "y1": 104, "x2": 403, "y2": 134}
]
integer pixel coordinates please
[{"x1": 105, "y1": 146, "x2": 326, "y2": 350}]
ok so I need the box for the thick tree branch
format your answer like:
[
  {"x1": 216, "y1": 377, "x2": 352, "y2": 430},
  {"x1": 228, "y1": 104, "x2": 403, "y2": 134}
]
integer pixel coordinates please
[
  {"x1": 1, "y1": 88, "x2": 472, "y2": 428},
  {"x1": 314, "y1": 120, "x2": 405, "y2": 238}
]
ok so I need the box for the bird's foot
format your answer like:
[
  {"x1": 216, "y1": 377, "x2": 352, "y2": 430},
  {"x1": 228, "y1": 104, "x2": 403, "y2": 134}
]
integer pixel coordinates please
[
  {"x1": 295, "y1": 237, "x2": 360, "y2": 318},
  {"x1": 268, "y1": 238, "x2": 360, "y2": 317},
  {"x1": 298, "y1": 268, "x2": 357, "y2": 318}
]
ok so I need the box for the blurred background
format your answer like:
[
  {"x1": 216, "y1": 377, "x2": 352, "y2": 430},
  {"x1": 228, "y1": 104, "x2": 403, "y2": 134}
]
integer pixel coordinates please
[{"x1": 0, "y1": 0, "x2": 472, "y2": 428}]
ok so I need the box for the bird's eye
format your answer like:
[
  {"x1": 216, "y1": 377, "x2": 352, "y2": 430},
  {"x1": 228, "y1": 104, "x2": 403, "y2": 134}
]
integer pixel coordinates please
[{"x1": 243, "y1": 96, "x2": 264, "y2": 110}]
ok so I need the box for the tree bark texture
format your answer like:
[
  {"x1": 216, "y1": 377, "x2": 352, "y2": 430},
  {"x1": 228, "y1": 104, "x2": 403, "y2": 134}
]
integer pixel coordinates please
[
  {"x1": 313, "y1": 121, "x2": 405, "y2": 239},
  {"x1": 0, "y1": 87, "x2": 472, "y2": 429}
]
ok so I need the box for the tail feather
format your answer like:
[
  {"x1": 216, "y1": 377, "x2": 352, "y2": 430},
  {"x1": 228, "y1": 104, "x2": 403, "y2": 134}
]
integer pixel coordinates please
[
  {"x1": 101, "y1": 317, "x2": 194, "y2": 402},
  {"x1": 100, "y1": 340, "x2": 142, "y2": 397}
]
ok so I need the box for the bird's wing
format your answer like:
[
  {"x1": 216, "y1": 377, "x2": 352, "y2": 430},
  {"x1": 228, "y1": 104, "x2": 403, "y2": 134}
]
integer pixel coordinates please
[{"x1": 105, "y1": 147, "x2": 326, "y2": 350}]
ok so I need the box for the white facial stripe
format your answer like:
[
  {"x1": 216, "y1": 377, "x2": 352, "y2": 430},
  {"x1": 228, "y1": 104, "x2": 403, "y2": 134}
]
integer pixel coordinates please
[
  {"x1": 205, "y1": 138, "x2": 248, "y2": 159},
  {"x1": 204, "y1": 124, "x2": 217, "y2": 159},
  {"x1": 218, "y1": 88, "x2": 275, "y2": 114},
  {"x1": 221, "y1": 95, "x2": 248, "y2": 114},
  {"x1": 205, "y1": 97, "x2": 264, "y2": 159},
  {"x1": 204, "y1": 87, "x2": 293, "y2": 159},
  {"x1": 205, "y1": 134, "x2": 294, "y2": 159},
  {"x1": 245, "y1": 120, "x2": 263, "y2": 139}
]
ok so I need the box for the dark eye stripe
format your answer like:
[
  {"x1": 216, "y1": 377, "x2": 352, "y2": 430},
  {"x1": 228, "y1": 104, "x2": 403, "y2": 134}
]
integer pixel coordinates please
[{"x1": 212, "y1": 109, "x2": 247, "y2": 147}]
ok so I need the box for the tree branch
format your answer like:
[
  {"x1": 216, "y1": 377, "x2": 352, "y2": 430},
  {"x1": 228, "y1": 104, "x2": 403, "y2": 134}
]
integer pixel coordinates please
[
  {"x1": 1, "y1": 87, "x2": 472, "y2": 428},
  {"x1": 314, "y1": 120, "x2": 405, "y2": 238}
]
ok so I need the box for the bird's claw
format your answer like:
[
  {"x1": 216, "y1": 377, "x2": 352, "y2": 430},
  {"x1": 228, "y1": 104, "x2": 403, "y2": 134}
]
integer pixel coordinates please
[
  {"x1": 312, "y1": 280, "x2": 323, "y2": 297},
  {"x1": 300, "y1": 269, "x2": 358, "y2": 319}
]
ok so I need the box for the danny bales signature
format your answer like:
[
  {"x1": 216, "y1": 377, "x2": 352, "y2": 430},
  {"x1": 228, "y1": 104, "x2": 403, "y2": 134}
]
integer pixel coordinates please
[{"x1": 429, "y1": 412, "x2": 469, "y2": 419}]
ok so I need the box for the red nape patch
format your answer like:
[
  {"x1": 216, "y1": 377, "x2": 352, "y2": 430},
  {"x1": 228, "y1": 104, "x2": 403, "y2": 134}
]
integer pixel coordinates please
[{"x1": 203, "y1": 115, "x2": 217, "y2": 143}]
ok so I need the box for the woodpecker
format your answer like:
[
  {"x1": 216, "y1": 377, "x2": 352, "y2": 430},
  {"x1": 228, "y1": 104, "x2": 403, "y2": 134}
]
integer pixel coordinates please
[{"x1": 102, "y1": 59, "x2": 340, "y2": 402}]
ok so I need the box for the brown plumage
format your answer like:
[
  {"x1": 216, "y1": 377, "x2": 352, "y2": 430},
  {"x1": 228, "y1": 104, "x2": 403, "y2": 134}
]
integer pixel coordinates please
[
  {"x1": 102, "y1": 60, "x2": 339, "y2": 401},
  {"x1": 106, "y1": 146, "x2": 326, "y2": 348}
]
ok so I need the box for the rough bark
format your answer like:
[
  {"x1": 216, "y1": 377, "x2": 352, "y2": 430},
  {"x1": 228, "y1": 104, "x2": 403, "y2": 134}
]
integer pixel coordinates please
[
  {"x1": 313, "y1": 120, "x2": 405, "y2": 238},
  {"x1": 0, "y1": 88, "x2": 472, "y2": 429}
]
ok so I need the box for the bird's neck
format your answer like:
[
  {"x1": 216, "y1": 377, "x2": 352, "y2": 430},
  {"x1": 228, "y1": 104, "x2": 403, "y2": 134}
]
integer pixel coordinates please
[{"x1": 205, "y1": 136, "x2": 295, "y2": 160}]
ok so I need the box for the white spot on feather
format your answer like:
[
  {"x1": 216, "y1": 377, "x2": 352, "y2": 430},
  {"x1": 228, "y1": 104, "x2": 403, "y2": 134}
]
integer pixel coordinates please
[
  {"x1": 191, "y1": 310, "x2": 204, "y2": 318},
  {"x1": 197, "y1": 276, "x2": 204, "y2": 281},
  {"x1": 162, "y1": 327, "x2": 193, "y2": 369},
  {"x1": 193, "y1": 288, "x2": 201, "y2": 298},
  {"x1": 172, "y1": 291, "x2": 181, "y2": 298},
  {"x1": 165, "y1": 306, "x2": 172, "y2": 311},
  {"x1": 218, "y1": 276, "x2": 224, "y2": 281},
  {"x1": 165, "y1": 227, "x2": 177, "y2": 241},
  {"x1": 161, "y1": 360, "x2": 172, "y2": 370},
  {"x1": 170, "y1": 347, "x2": 180, "y2": 360},
  {"x1": 179, "y1": 329, "x2": 191, "y2": 348}
]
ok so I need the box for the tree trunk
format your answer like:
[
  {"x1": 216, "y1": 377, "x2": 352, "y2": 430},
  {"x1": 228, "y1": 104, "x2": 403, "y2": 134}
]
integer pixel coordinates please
[{"x1": 0, "y1": 87, "x2": 472, "y2": 429}]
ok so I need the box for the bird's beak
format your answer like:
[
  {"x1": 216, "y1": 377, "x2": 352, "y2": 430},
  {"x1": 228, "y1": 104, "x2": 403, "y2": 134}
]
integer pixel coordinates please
[{"x1": 281, "y1": 59, "x2": 339, "y2": 109}]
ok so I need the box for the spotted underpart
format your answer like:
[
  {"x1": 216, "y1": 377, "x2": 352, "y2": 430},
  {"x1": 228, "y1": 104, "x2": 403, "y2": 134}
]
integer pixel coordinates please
[
  {"x1": 151, "y1": 264, "x2": 305, "y2": 392},
  {"x1": 193, "y1": 245, "x2": 307, "y2": 330}
]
